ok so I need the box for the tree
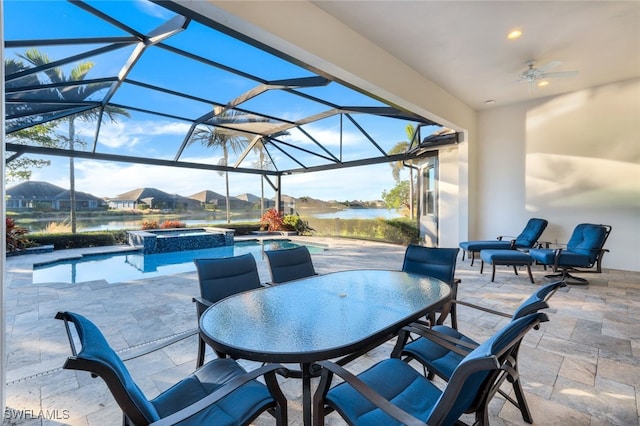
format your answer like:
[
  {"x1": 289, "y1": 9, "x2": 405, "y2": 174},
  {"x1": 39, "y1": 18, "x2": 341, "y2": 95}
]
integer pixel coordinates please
[
  {"x1": 252, "y1": 137, "x2": 273, "y2": 217},
  {"x1": 382, "y1": 180, "x2": 410, "y2": 214},
  {"x1": 4, "y1": 58, "x2": 59, "y2": 182},
  {"x1": 5, "y1": 123, "x2": 58, "y2": 182},
  {"x1": 18, "y1": 49, "x2": 129, "y2": 232},
  {"x1": 387, "y1": 124, "x2": 418, "y2": 218},
  {"x1": 190, "y1": 109, "x2": 251, "y2": 223}
]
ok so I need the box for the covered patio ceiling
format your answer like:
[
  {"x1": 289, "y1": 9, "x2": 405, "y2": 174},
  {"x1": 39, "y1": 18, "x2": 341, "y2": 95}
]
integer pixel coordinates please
[{"x1": 4, "y1": 0, "x2": 457, "y2": 180}]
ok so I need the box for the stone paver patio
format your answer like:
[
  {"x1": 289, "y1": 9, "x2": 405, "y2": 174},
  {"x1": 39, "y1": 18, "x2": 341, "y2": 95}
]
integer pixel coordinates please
[{"x1": 3, "y1": 237, "x2": 640, "y2": 425}]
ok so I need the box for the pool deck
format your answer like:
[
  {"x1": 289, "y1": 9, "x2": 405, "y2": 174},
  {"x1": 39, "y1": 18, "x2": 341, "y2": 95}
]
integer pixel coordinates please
[{"x1": 3, "y1": 237, "x2": 640, "y2": 425}]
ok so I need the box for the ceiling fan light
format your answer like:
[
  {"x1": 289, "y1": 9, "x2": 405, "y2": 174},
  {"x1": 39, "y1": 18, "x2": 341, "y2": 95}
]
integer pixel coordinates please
[
  {"x1": 507, "y1": 29, "x2": 523, "y2": 39},
  {"x1": 538, "y1": 81, "x2": 550, "y2": 87}
]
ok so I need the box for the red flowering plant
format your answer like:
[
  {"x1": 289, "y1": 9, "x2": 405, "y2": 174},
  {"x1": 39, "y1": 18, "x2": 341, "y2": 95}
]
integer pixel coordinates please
[
  {"x1": 160, "y1": 220, "x2": 186, "y2": 229},
  {"x1": 260, "y1": 208, "x2": 288, "y2": 232},
  {"x1": 6, "y1": 217, "x2": 32, "y2": 252}
]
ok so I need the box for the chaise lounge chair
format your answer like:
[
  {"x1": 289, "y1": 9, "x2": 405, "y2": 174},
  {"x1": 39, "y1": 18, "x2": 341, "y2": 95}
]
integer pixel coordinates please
[{"x1": 459, "y1": 218, "x2": 548, "y2": 266}]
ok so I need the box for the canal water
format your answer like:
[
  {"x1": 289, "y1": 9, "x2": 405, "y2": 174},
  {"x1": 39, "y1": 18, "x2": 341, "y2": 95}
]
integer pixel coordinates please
[{"x1": 19, "y1": 208, "x2": 402, "y2": 232}]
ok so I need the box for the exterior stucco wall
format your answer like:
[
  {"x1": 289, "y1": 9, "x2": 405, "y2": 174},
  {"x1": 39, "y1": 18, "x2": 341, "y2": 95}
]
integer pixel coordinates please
[{"x1": 476, "y1": 78, "x2": 640, "y2": 271}]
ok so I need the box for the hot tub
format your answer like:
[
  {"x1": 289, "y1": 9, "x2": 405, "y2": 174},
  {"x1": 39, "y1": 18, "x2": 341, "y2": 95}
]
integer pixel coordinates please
[{"x1": 127, "y1": 227, "x2": 234, "y2": 254}]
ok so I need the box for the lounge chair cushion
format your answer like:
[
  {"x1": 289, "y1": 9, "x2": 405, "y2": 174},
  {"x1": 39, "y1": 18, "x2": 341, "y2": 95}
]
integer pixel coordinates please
[{"x1": 480, "y1": 250, "x2": 532, "y2": 266}]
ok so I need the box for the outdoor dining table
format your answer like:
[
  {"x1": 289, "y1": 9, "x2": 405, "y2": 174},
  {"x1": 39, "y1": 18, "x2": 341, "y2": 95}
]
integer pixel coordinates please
[{"x1": 199, "y1": 269, "x2": 452, "y2": 425}]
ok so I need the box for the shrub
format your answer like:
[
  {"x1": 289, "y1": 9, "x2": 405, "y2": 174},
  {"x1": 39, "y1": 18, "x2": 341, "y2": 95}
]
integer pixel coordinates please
[
  {"x1": 305, "y1": 217, "x2": 419, "y2": 245},
  {"x1": 260, "y1": 209, "x2": 286, "y2": 232},
  {"x1": 6, "y1": 217, "x2": 33, "y2": 252},
  {"x1": 29, "y1": 230, "x2": 128, "y2": 249},
  {"x1": 283, "y1": 213, "x2": 315, "y2": 236},
  {"x1": 160, "y1": 220, "x2": 186, "y2": 229},
  {"x1": 44, "y1": 221, "x2": 72, "y2": 233},
  {"x1": 141, "y1": 220, "x2": 158, "y2": 230}
]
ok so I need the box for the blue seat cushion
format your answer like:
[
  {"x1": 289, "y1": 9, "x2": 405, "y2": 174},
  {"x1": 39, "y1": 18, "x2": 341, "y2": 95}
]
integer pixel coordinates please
[
  {"x1": 529, "y1": 248, "x2": 592, "y2": 267},
  {"x1": 460, "y1": 240, "x2": 512, "y2": 251},
  {"x1": 151, "y1": 358, "x2": 275, "y2": 425},
  {"x1": 480, "y1": 250, "x2": 532, "y2": 265},
  {"x1": 402, "y1": 325, "x2": 476, "y2": 379},
  {"x1": 326, "y1": 358, "x2": 440, "y2": 425}
]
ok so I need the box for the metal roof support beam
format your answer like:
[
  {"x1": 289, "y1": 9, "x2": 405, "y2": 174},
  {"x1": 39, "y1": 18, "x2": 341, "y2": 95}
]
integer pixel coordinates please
[
  {"x1": 5, "y1": 143, "x2": 280, "y2": 176},
  {"x1": 90, "y1": 14, "x2": 189, "y2": 151},
  {"x1": 4, "y1": 43, "x2": 129, "y2": 83},
  {"x1": 70, "y1": 0, "x2": 146, "y2": 40},
  {"x1": 343, "y1": 113, "x2": 387, "y2": 157},
  {"x1": 284, "y1": 151, "x2": 437, "y2": 175},
  {"x1": 275, "y1": 174, "x2": 282, "y2": 213}
]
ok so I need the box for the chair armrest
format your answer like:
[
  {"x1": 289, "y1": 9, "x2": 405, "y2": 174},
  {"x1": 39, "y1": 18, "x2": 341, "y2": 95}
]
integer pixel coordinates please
[
  {"x1": 120, "y1": 329, "x2": 198, "y2": 362},
  {"x1": 150, "y1": 363, "x2": 287, "y2": 426},
  {"x1": 452, "y1": 299, "x2": 512, "y2": 318},
  {"x1": 402, "y1": 322, "x2": 477, "y2": 355},
  {"x1": 315, "y1": 361, "x2": 425, "y2": 426},
  {"x1": 497, "y1": 235, "x2": 517, "y2": 241},
  {"x1": 192, "y1": 296, "x2": 213, "y2": 319}
]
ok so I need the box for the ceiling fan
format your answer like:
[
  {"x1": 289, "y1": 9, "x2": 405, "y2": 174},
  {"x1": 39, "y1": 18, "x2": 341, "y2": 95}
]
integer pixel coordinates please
[{"x1": 519, "y1": 60, "x2": 579, "y2": 93}]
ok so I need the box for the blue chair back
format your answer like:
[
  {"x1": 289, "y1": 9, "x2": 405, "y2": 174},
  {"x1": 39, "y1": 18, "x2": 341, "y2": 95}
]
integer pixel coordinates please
[
  {"x1": 402, "y1": 245, "x2": 460, "y2": 284},
  {"x1": 566, "y1": 224, "x2": 611, "y2": 263},
  {"x1": 511, "y1": 281, "x2": 565, "y2": 319},
  {"x1": 513, "y1": 218, "x2": 548, "y2": 248},
  {"x1": 57, "y1": 312, "x2": 159, "y2": 424},
  {"x1": 428, "y1": 312, "x2": 549, "y2": 425},
  {"x1": 264, "y1": 246, "x2": 316, "y2": 284},
  {"x1": 194, "y1": 253, "x2": 262, "y2": 302}
]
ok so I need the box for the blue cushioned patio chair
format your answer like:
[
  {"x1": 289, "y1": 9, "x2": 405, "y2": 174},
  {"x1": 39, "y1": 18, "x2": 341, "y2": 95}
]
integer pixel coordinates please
[
  {"x1": 193, "y1": 253, "x2": 263, "y2": 367},
  {"x1": 392, "y1": 281, "x2": 564, "y2": 424},
  {"x1": 528, "y1": 223, "x2": 611, "y2": 285},
  {"x1": 264, "y1": 245, "x2": 317, "y2": 284},
  {"x1": 402, "y1": 245, "x2": 461, "y2": 329},
  {"x1": 55, "y1": 311, "x2": 287, "y2": 426},
  {"x1": 313, "y1": 312, "x2": 549, "y2": 426},
  {"x1": 459, "y1": 218, "x2": 548, "y2": 266}
]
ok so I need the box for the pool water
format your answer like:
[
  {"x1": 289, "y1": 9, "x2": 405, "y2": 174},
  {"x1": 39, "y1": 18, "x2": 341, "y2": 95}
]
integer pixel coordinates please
[{"x1": 32, "y1": 239, "x2": 325, "y2": 284}]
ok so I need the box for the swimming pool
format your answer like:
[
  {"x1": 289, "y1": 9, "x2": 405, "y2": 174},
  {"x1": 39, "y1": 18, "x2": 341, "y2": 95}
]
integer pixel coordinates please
[{"x1": 32, "y1": 239, "x2": 326, "y2": 284}]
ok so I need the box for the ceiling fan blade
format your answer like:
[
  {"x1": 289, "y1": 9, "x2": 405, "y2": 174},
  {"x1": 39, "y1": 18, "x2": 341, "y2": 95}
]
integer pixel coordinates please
[
  {"x1": 537, "y1": 60, "x2": 562, "y2": 72},
  {"x1": 543, "y1": 70, "x2": 579, "y2": 79}
]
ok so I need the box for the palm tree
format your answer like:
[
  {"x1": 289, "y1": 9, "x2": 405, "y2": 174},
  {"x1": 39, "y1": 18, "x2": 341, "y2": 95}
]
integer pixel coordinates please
[
  {"x1": 252, "y1": 138, "x2": 272, "y2": 216},
  {"x1": 18, "y1": 49, "x2": 129, "y2": 232},
  {"x1": 388, "y1": 124, "x2": 418, "y2": 218},
  {"x1": 190, "y1": 109, "x2": 251, "y2": 223}
]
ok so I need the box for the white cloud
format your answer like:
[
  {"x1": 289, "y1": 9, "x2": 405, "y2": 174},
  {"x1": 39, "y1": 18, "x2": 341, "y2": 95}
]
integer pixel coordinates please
[{"x1": 74, "y1": 119, "x2": 192, "y2": 150}]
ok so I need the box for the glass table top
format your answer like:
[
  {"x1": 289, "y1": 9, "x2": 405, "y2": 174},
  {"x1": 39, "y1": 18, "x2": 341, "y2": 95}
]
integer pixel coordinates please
[{"x1": 199, "y1": 269, "x2": 451, "y2": 363}]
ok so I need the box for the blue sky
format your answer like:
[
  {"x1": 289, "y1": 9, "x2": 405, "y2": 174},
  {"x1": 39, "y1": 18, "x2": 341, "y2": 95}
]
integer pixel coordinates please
[{"x1": 5, "y1": 0, "x2": 420, "y2": 201}]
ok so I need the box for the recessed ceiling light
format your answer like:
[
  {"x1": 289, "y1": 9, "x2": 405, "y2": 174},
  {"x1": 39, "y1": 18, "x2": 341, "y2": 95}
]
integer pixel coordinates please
[
  {"x1": 537, "y1": 81, "x2": 550, "y2": 87},
  {"x1": 507, "y1": 29, "x2": 523, "y2": 40}
]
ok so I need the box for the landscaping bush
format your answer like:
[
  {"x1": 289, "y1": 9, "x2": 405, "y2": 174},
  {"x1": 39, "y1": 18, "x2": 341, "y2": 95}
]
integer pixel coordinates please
[
  {"x1": 160, "y1": 220, "x2": 186, "y2": 229},
  {"x1": 141, "y1": 220, "x2": 158, "y2": 230},
  {"x1": 6, "y1": 217, "x2": 33, "y2": 252},
  {"x1": 260, "y1": 208, "x2": 287, "y2": 232},
  {"x1": 305, "y1": 217, "x2": 419, "y2": 245},
  {"x1": 29, "y1": 230, "x2": 128, "y2": 250}
]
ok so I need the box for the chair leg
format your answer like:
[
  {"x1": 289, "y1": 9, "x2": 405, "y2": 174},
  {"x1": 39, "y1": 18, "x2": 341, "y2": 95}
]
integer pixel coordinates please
[
  {"x1": 480, "y1": 260, "x2": 484, "y2": 274},
  {"x1": 513, "y1": 265, "x2": 519, "y2": 276},
  {"x1": 470, "y1": 251, "x2": 476, "y2": 266},
  {"x1": 545, "y1": 269, "x2": 589, "y2": 285},
  {"x1": 491, "y1": 264, "x2": 496, "y2": 282},
  {"x1": 196, "y1": 335, "x2": 205, "y2": 368},
  {"x1": 526, "y1": 265, "x2": 534, "y2": 284},
  {"x1": 511, "y1": 378, "x2": 534, "y2": 424}
]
